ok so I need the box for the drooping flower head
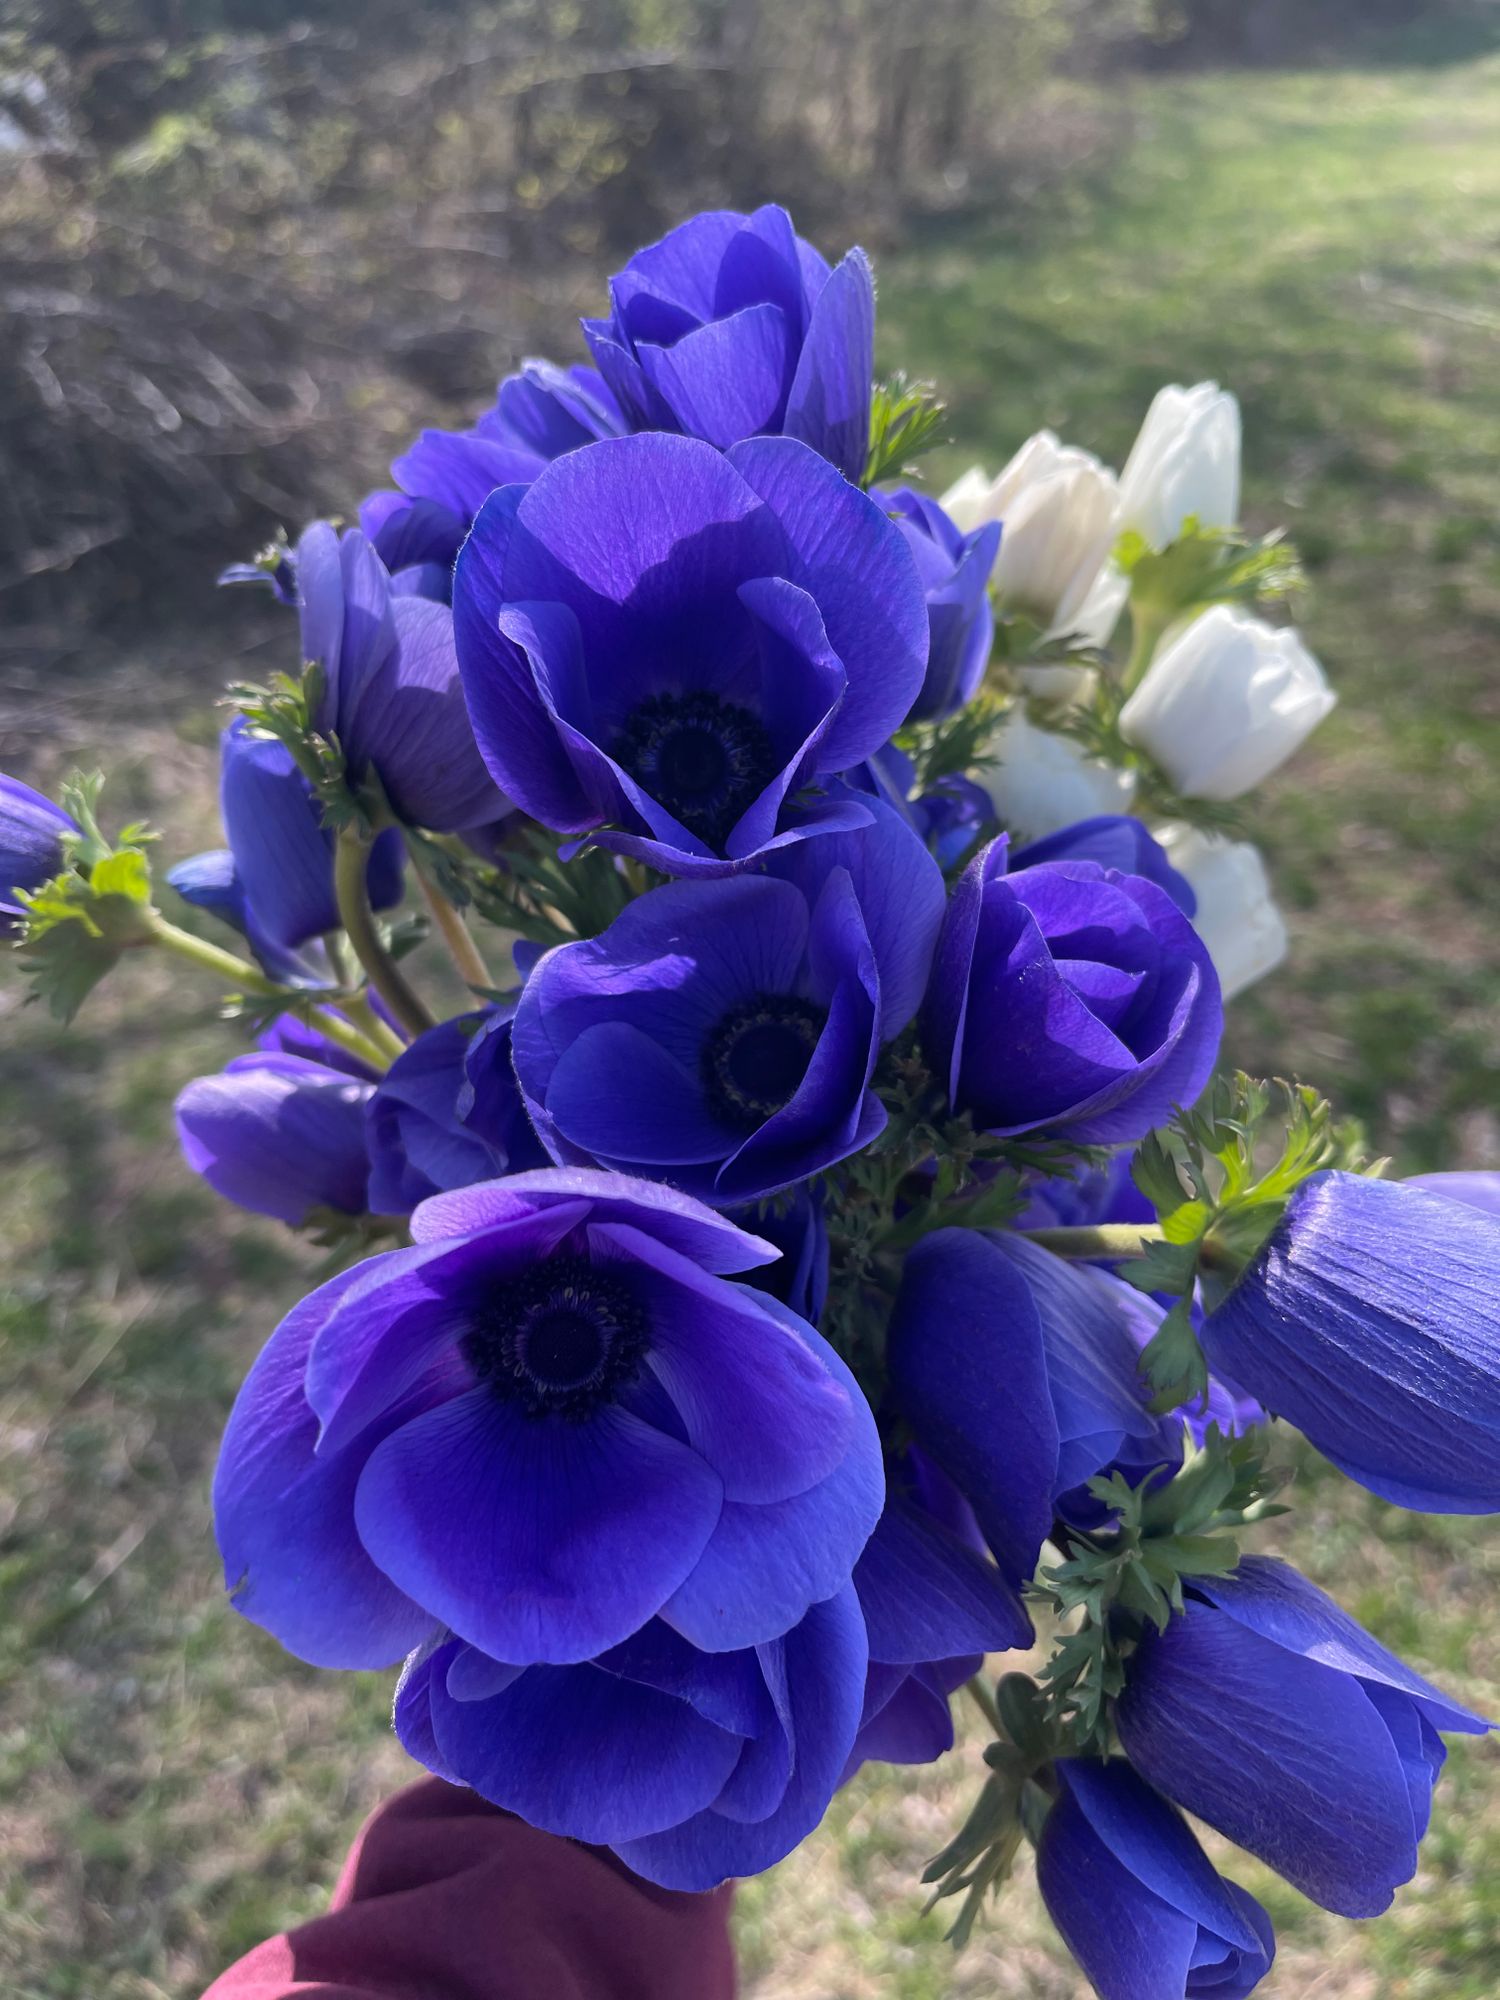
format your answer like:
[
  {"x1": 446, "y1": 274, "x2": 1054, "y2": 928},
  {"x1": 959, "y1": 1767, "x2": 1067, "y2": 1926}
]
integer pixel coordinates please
[
  {"x1": 213, "y1": 1171, "x2": 882, "y2": 1676},
  {"x1": 453, "y1": 433, "x2": 928, "y2": 876},
  {"x1": 175, "y1": 1052, "x2": 373, "y2": 1226},
  {"x1": 512, "y1": 799, "x2": 945, "y2": 1203},
  {"x1": 583, "y1": 205, "x2": 875, "y2": 483},
  {"x1": 1115, "y1": 1555, "x2": 1490, "y2": 1918},
  {"x1": 1037, "y1": 1759, "x2": 1275, "y2": 2000},
  {"x1": 887, "y1": 1229, "x2": 1181, "y2": 1598},
  {"x1": 1201, "y1": 1170, "x2": 1500, "y2": 1513},
  {"x1": 0, "y1": 774, "x2": 78, "y2": 932},
  {"x1": 173, "y1": 721, "x2": 405, "y2": 963},
  {"x1": 923, "y1": 837, "x2": 1221, "y2": 1145}
]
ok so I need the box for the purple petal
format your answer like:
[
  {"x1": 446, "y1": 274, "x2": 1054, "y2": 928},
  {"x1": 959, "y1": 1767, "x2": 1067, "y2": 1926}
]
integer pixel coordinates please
[
  {"x1": 355, "y1": 1391, "x2": 724, "y2": 1665},
  {"x1": 212, "y1": 1267, "x2": 436, "y2": 1668},
  {"x1": 784, "y1": 247, "x2": 876, "y2": 483}
]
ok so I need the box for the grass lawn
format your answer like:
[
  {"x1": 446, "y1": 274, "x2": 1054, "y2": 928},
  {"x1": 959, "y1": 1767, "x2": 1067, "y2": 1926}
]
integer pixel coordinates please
[{"x1": 3, "y1": 39, "x2": 1499, "y2": 2000}]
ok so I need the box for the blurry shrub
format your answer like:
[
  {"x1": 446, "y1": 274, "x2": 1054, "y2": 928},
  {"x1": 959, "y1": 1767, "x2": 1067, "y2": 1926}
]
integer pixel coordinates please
[{"x1": 0, "y1": 0, "x2": 1143, "y2": 629}]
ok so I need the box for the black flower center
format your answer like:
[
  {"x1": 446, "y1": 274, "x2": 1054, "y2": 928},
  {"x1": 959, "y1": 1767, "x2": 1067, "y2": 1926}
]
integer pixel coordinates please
[
  {"x1": 615, "y1": 690, "x2": 778, "y2": 849},
  {"x1": 703, "y1": 995, "x2": 827, "y2": 1129},
  {"x1": 462, "y1": 1255, "x2": 648, "y2": 1421}
]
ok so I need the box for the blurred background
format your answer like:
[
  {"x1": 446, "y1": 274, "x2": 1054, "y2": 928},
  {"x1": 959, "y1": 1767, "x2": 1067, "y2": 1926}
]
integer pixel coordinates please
[{"x1": 2, "y1": 1, "x2": 1498, "y2": 1993}]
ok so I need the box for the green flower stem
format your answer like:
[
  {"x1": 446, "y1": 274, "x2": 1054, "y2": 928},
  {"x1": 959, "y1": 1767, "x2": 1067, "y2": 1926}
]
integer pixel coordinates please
[
  {"x1": 143, "y1": 913, "x2": 394, "y2": 1072},
  {"x1": 1025, "y1": 1221, "x2": 1166, "y2": 1261},
  {"x1": 340, "y1": 990, "x2": 408, "y2": 1065},
  {"x1": 334, "y1": 826, "x2": 436, "y2": 1041},
  {"x1": 411, "y1": 853, "x2": 492, "y2": 992},
  {"x1": 964, "y1": 1674, "x2": 1004, "y2": 1736}
]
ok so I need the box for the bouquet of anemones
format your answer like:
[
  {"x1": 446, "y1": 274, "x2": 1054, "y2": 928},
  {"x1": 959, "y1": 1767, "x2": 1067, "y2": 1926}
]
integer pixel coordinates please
[{"x1": 7, "y1": 205, "x2": 1497, "y2": 1998}]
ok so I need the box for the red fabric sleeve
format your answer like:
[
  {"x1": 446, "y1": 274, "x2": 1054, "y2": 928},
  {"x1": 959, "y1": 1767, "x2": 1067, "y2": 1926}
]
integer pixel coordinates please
[{"x1": 201, "y1": 1778, "x2": 736, "y2": 2000}]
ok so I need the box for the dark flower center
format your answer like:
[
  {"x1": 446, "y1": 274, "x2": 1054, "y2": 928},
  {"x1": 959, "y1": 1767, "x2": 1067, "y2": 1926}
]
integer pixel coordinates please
[
  {"x1": 703, "y1": 995, "x2": 827, "y2": 1129},
  {"x1": 615, "y1": 690, "x2": 778, "y2": 849},
  {"x1": 463, "y1": 1255, "x2": 648, "y2": 1421}
]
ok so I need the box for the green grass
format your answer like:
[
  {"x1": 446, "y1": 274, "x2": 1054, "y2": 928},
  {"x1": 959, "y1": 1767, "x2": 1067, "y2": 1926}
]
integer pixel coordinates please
[{"x1": 3, "y1": 42, "x2": 1499, "y2": 2000}]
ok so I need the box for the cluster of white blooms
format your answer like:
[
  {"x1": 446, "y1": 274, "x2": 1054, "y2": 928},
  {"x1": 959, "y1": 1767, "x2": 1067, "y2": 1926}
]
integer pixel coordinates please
[{"x1": 945, "y1": 383, "x2": 1335, "y2": 1001}]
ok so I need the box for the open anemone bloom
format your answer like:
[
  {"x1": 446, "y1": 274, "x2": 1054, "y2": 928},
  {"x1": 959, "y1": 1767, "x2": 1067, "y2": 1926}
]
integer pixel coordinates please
[
  {"x1": 452, "y1": 432, "x2": 928, "y2": 877},
  {"x1": 511, "y1": 799, "x2": 946, "y2": 1203},
  {"x1": 213, "y1": 1171, "x2": 882, "y2": 1674},
  {"x1": 295, "y1": 522, "x2": 507, "y2": 835},
  {"x1": 175, "y1": 1052, "x2": 373, "y2": 1227},
  {"x1": 1037, "y1": 1760, "x2": 1275, "y2": 2000},
  {"x1": 393, "y1": 1588, "x2": 868, "y2": 1892},
  {"x1": 365, "y1": 1007, "x2": 548, "y2": 1215},
  {"x1": 1115, "y1": 1556, "x2": 1491, "y2": 1918},
  {"x1": 1201, "y1": 1171, "x2": 1500, "y2": 1513},
  {"x1": 582, "y1": 204, "x2": 875, "y2": 482},
  {"x1": 887, "y1": 1229, "x2": 1181, "y2": 1597},
  {"x1": 923, "y1": 837, "x2": 1222, "y2": 1145}
]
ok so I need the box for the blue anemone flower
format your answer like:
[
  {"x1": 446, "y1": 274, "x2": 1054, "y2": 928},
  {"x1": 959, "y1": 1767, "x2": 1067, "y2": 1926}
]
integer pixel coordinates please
[
  {"x1": 0, "y1": 773, "x2": 78, "y2": 931},
  {"x1": 1037, "y1": 1759, "x2": 1275, "y2": 2000},
  {"x1": 393, "y1": 1585, "x2": 869, "y2": 1892},
  {"x1": 175, "y1": 1052, "x2": 373, "y2": 1226},
  {"x1": 180, "y1": 719, "x2": 405, "y2": 960},
  {"x1": 923, "y1": 837, "x2": 1222, "y2": 1145},
  {"x1": 511, "y1": 797, "x2": 945, "y2": 1204},
  {"x1": 582, "y1": 204, "x2": 875, "y2": 482},
  {"x1": 213, "y1": 1171, "x2": 882, "y2": 1674},
  {"x1": 295, "y1": 522, "x2": 507, "y2": 835},
  {"x1": 875, "y1": 487, "x2": 1000, "y2": 722},
  {"x1": 887, "y1": 1229, "x2": 1181, "y2": 1596},
  {"x1": 365, "y1": 1007, "x2": 548, "y2": 1216},
  {"x1": 1115, "y1": 1555, "x2": 1490, "y2": 1917},
  {"x1": 452, "y1": 432, "x2": 928, "y2": 877},
  {"x1": 1202, "y1": 1171, "x2": 1500, "y2": 1513}
]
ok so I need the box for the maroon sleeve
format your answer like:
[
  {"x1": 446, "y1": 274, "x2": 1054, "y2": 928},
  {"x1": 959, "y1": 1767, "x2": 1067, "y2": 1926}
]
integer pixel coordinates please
[{"x1": 201, "y1": 1778, "x2": 736, "y2": 2000}]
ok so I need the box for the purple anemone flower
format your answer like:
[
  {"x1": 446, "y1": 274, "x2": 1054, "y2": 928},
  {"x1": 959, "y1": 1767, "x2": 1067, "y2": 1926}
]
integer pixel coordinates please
[
  {"x1": 373, "y1": 360, "x2": 626, "y2": 600},
  {"x1": 1037, "y1": 1759, "x2": 1275, "y2": 2000},
  {"x1": 887, "y1": 1229, "x2": 1181, "y2": 1595},
  {"x1": 1014, "y1": 814, "x2": 1197, "y2": 917},
  {"x1": 212, "y1": 1171, "x2": 882, "y2": 1673},
  {"x1": 0, "y1": 774, "x2": 78, "y2": 931},
  {"x1": 511, "y1": 799, "x2": 945, "y2": 1203},
  {"x1": 393, "y1": 1586, "x2": 868, "y2": 1891},
  {"x1": 295, "y1": 522, "x2": 507, "y2": 834},
  {"x1": 876, "y1": 487, "x2": 1000, "y2": 722},
  {"x1": 366, "y1": 1007, "x2": 548, "y2": 1216},
  {"x1": 1201, "y1": 1171, "x2": 1500, "y2": 1513},
  {"x1": 453, "y1": 432, "x2": 928, "y2": 877},
  {"x1": 188, "y1": 720, "x2": 405, "y2": 959},
  {"x1": 923, "y1": 838, "x2": 1222, "y2": 1145},
  {"x1": 1115, "y1": 1556, "x2": 1490, "y2": 1918},
  {"x1": 175, "y1": 1052, "x2": 373, "y2": 1226},
  {"x1": 582, "y1": 205, "x2": 875, "y2": 482}
]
